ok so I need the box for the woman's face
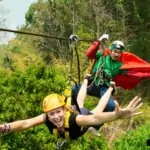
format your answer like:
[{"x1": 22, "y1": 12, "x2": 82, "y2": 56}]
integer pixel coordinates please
[
  {"x1": 47, "y1": 107, "x2": 65, "y2": 128},
  {"x1": 110, "y1": 49, "x2": 122, "y2": 61}
]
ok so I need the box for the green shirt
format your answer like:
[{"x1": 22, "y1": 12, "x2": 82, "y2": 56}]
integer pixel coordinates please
[{"x1": 92, "y1": 51, "x2": 126, "y2": 86}]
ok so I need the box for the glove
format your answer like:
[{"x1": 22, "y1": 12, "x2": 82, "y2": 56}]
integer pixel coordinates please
[
  {"x1": 110, "y1": 81, "x2": 116, "y2": 95},
  {"x1": 110, "y1": 81, "x2": 116, "y2": 87},
  {"x1": 69, "y1": 34, "x2": 78, "y2": 42},
  {"x1": 98, "y1": 34, "x2": 109, "y2": 42},
  {"x1": 84, "y1": 73, "x2": 92, "y2": 80}
]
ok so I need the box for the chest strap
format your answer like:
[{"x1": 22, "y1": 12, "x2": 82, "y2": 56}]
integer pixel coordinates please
[{"x1": 52, "y1": 97, "x2": 72, "y2": 141}]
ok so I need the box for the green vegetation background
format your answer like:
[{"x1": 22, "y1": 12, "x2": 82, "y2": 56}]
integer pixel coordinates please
[{"x1": 0, "y1": 0, "x2": 150, "y2": 149}]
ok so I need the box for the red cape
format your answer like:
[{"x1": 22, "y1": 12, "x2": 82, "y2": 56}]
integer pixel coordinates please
[{"x1": 114, "y1": 52, "x2": 150, "y2": 89}]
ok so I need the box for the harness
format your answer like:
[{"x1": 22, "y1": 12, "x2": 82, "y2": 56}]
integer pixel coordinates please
[
  {"x1": 88, "y1": 49, "x2": 113, "y2": 87},
  {"x1": 93, "y1": 56, "x2": 105, "y2": 86},
  {"x1": 53, "y1": 95, "x2": 79, "y2": 141},
  {"x1": 88, "y1": 53, "x2": 105, "y2": 87}
]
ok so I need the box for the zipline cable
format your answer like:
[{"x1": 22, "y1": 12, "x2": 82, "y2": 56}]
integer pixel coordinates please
[{"x1": 0, "y1": 28, "x2": 94, "y2": 42}]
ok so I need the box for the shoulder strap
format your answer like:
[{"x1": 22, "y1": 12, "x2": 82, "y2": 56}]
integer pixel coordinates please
[{"x1": 52, "y1": 97, "x2": 72, "y2": 141}]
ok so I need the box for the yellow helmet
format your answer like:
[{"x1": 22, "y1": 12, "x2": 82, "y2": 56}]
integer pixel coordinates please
[{"x1": 42, "y1": 94, "x2": 65, "y2": 112}]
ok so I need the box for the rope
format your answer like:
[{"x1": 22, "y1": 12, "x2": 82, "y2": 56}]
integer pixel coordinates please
[
  {"x1": 87, "y1": 41, "x2": 109, "y2": 88},
  {"x1": 87, "y1": 64, "x2": 104, "y2": 88},
  {"x1": 74, "y1": 43, "x2": 81, "y2": 84},
  {"x1": 68, "y1": 39, "x2": 81, "y2": 114},
  {"x1": 0, "y1": 28, "x2": 94, "y2": 42},
  {"x1": 66, "y1": 0, "x2": 81, "y2": 114},
  {"x1": 68, "y1": 40, "x2": 78, "y2": 86}
]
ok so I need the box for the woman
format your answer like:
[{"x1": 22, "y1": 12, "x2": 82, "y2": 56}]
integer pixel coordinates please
[{"x1": 0, "y1": 78, "x2": 142, "y2": 140}]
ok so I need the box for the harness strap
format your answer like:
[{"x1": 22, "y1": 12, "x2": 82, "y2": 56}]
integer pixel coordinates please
[
  {"x1": 52, "y1": 96, "x2": 73, "y2": 141},
  {"x1": 53, "y1": 128, "x2": 59, "y2": 138},
  {"x1": 88, "y1": 57, "x2": 105, "y2": 88}
]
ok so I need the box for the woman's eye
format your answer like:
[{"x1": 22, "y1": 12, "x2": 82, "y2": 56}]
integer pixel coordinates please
[
  {"x1": 48, "y1": 112, "x2": 54, "y2": 116},
  {"x1": 56, "y1": 111, "x2": 60, "y2": 114}
]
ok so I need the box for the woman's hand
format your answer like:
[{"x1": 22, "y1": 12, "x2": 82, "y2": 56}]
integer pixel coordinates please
[{"x1": 114, "y1": 96, "x2": 143, "y2": 119}]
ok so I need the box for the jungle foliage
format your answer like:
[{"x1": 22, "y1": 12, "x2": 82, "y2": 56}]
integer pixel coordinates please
[{"x1": 0, "y1": 0, "x2": 150, "y2": 149}]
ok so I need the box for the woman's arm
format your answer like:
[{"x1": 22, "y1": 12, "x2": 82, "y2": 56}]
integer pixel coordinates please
[
  {"x1": 0, "y1": 114, "x2": 46, "y2": 133},
  {"x1": 77, "y1": 78, "x2": 88, "y2": 108},
  {"x1": 76, "y1": 96, "x2": 142, "y2": 126},
  {"x1": 77, "y1": 78, "x2": 114, "y2": 111},
  {"x1": 91, "y1": 86, "x2": 114, "y2": 113},
  {"x1": 76, "y1": 111, "x2": 117, "y2": 126}
]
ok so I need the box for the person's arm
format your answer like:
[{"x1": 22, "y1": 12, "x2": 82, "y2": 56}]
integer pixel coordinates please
[
  {"x1": 91, "y1": 86, "x2": 114, "y2": 114},
  {"x1": 76, "y1": 96, "x2": 142, "y2": 126},
  {"x1": 0, "y1": 114, "x2": 46, "y2": 133},
  {"x1": 86, "y1": 41, "x2": 101, "y2": 59},
  {"x1": 86, "y1": 34, "x2": 109, "y2": 59},
  {"x1": 76, "y1": 111, "x2": 117, "y2": 126},
  {"x1": 77, "y1": 78, "x2": 114, "y2": 110},
  {"x1": 76, "y1": 78, "x2": 88, "y2": 108},
  {"x1": 91, "y1": 81, "x2": 115, "y2": 114}
]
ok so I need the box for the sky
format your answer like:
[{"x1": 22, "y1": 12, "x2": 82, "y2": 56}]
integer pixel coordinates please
[{"x1": 0, "y1": 0, "x2": 36, "y2": 43}]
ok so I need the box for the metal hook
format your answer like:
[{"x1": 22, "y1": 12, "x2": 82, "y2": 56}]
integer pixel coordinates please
[{"x1": 56, "y1": 139, "x2": 67, "y2": 150}]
